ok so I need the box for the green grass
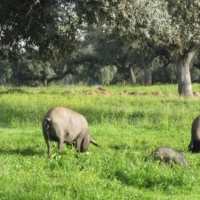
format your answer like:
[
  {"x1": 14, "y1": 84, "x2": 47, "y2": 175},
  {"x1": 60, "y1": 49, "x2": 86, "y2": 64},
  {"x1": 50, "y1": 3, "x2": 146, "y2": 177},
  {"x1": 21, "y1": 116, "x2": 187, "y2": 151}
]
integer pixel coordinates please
[{"x1": 1, "y1": 84, "x2": 200, "y2": 199}]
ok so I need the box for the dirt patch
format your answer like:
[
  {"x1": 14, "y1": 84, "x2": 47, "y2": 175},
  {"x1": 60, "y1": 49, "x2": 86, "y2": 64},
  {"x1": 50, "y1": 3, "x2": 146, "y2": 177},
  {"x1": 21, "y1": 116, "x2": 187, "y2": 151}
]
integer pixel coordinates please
[
  {"x1": 193, "y1": 91, "x2": 200, "y2": 96},
  {"x1": 0, "y1": 87, "x2": 194, "y2": 98},
  {"x1": 62, "y1": 91, "x2": 79, "y2": 95},
  {"x1": 61, "y1": 87, "x2": 111, "y2": 96},
  {"x1": 122, "y1": 90, "x2": 163, "y2": 96},
  {"x1": 39, "y1": 91, "x2": 46, "y2": 94},
  {"x1": 83, "y1": 87, "x2": 112, "y2": 96},
  {"x1": 150, "y1": 91, "x2": 163, "y2": 96},
  {"x1": 0, "y1": 88, "x2": 28, "y2": 95}
]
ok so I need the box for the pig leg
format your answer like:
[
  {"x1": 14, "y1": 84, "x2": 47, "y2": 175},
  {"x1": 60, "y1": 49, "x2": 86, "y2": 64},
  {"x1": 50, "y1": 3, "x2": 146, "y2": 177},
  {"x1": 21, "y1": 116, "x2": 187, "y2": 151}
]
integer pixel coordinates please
[
  {"x1": 57, "y1": 139, "x2": 64, "y2": 151},
  {"x1": 75, "y1": 135, "x2": 90, "y2": 152},
  {"x1": 43, "y1": 130, "x2": 51, "y2": 156},
  {"x1": 46, "y1": 139, "x2": 51, "y2": 156},
  {"x1": 188, "y1": 141, "x2": 193, "y2": 152},
  {"x1": 193, "y1": 140, "x2": 200, "y2": 153},
  {"x1": 56, "y1": 129, "x2": 65, "y2": 151},
  {"x1": 81, "y1": 135, "x2": 90, "y2": 152},
  {"x1": 76, "y1": 137, "x2": 84, "y2": 152}
]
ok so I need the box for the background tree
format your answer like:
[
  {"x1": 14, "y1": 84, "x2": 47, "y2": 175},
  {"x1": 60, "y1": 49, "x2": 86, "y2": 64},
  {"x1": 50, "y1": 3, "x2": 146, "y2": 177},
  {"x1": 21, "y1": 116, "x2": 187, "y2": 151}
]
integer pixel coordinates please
[
  {"x1": 0, "y1": 60, "x2": 12, "y2": 86},
  {"x1": 0, "y1": 0, "x2": 82, "y2": 61},
  {"x1": 0, "y1": 0, "x2": 86, "y2": 86},
  {"x1": 91, "y1": 29, "x2": 140, "y2": 84},
  {"x1": 165, "y1": 1, "x2": 200, "y2": 96},
  {"x1": 75, "y1": 0, "x2": 200, "y2": 96},
  {"x1": 1, "y1": 0, "x2": 200, "y2": 90}
]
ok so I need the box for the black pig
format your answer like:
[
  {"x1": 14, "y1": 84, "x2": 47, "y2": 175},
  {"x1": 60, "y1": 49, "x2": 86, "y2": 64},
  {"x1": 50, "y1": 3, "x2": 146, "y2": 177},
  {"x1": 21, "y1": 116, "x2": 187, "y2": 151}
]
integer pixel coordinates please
[{"x1": 188, "y1": 115, "x2": 200, "y2": 153}]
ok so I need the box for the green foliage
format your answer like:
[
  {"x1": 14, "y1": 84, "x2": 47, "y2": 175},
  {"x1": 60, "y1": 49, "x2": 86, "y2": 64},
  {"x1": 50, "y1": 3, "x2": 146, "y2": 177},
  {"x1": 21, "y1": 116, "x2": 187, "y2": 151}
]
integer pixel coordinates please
[
  {"x1": 191, "y1": 67, "x2": 200, "y2": 82},
  {"x1": 77, "y1": 0, "x2": 200, "y2": 52},
  {"x1": 10, "y1": 57, "x2": 57, "y2": 86},
  {"x1": 76, "y1": 0, "x2": 172, "y2": 48},
  {"x1": 1, "y1": 0, "x2": 200, "y2": 89},
  {"x1": 0, "y1": 0, "x2": 81, "y2": 61},
  {"x1": 153, "y1": 63, "x2": 177, "y2": 84},
  {"x1": 76, "y1": 0, "x2": 200, "y2": 96},
  {"x1": 97, "y1": 65, "x2": 117, "y2": 85},
  {"x1": 0, "y1": 60, "x2": 12, "y2": 85},
  {"x1": 1, "y1": 85, "x2": 200, "y2": 199}
]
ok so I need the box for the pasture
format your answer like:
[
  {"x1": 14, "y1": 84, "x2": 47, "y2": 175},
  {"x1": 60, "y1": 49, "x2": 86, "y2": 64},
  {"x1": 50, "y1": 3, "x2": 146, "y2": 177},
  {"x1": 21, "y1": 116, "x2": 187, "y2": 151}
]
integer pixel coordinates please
[{"x1": 1, "y1": 84, "x2": 200, "y2": 199}]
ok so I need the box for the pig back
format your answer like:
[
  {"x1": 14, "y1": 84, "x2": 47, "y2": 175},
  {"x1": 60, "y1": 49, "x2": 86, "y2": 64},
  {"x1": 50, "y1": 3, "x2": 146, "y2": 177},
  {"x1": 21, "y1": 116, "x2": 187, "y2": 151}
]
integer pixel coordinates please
[{"x1": 43, "y1": 107, "x2": 89, "y2": 141}]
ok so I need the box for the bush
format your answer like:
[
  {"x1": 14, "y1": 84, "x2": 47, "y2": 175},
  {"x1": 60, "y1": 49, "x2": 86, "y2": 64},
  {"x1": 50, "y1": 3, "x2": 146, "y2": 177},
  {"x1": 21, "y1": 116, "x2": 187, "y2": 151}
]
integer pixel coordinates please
[{"x1": 97, "y1": 65, "x2": 117, "y2": 85}]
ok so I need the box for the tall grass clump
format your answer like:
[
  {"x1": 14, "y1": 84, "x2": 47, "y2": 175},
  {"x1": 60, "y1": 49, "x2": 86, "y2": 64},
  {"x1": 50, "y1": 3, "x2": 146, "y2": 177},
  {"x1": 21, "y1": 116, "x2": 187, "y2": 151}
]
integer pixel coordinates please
[{"x1": 1, "y1": 85, "x2": 200, "y2": 199}]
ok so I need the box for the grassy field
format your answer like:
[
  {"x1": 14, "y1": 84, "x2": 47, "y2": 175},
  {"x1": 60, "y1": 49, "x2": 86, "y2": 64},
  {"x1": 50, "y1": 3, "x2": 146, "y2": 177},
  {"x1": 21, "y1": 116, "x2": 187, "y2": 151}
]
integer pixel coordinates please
[{"x1": 1, "y1": 84, "x2": 200, "y2": 199}]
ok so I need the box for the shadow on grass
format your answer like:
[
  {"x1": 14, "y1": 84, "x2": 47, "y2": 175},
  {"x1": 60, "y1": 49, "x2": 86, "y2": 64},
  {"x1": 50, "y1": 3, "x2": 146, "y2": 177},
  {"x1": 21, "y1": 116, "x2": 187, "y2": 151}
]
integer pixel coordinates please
[
  {"x1": 114, "y1": 170, "x2": 164, "y2": 188},
  {"x1": 114, "y1": 168, "x2": 186, "y2": 189},
  {"x1": 0, "y1": 147, "x2": 44, "y2": 157},
  {"x1": 109, "y1": 142, "x2": 152, "y2": 152},
  {"x1": 109, "y1": 144, "x2": 131, "y2": 150}
]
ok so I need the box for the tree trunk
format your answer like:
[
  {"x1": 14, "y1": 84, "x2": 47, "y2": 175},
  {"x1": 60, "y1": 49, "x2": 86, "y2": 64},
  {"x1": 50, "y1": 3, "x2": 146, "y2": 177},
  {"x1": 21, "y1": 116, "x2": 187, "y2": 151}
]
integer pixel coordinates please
[
  {"x1": 130, "y1": 67, "x2": 136, "y2": 84},
  {"x1": 174, "y1": 46, "x2": 199, "y2": 97},
  {"x1": 44, "y1": 79, "x2": 48, "y2": 86},
  {"x1": 175, "y1": 58, "x2": 192, "y2": 96},
  {"x1": 144, "y1": 60, "x2": 152, "y2": 85},
  {"x1": 140, "y1": 51, "x2": 153, "y2": 85}
]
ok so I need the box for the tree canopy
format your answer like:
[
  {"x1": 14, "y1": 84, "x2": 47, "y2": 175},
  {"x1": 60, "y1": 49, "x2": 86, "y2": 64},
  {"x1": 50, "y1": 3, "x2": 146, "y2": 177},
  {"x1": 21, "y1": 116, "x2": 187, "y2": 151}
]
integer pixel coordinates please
[
  {"x1": 0, "y1": 0, "x2": 82, "y2": 61},
  {"x1": 76, "y1": 0, "x2": 200, "y2": 51},
  {"x1": 1, "y1": 0, "x2": 200, "y2": 96},
  {"x1": 76, "y1": 0, "x2": 200, "y2": 96}
]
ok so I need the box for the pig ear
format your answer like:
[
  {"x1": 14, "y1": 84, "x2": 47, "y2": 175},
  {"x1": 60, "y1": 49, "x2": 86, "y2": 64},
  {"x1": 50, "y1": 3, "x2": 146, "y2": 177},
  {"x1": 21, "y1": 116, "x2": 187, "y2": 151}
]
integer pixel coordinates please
[{"x1": 45, "y1": 118, "x2": 51, "y2": 124}]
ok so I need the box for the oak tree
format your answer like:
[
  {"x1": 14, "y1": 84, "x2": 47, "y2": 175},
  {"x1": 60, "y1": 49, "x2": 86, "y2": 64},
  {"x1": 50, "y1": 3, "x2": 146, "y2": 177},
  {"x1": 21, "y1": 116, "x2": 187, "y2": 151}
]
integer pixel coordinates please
[{"x1": 76, "y1": 0, "x2": 200, "y2": 96}]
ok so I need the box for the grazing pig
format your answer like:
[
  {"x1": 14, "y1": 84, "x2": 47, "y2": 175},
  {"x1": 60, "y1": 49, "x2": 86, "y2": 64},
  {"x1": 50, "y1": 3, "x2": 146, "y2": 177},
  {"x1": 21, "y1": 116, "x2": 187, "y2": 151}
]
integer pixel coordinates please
[
  {"x1": 188, "y1": 115, "x2": 200, "y2": 153},
  {"x1": 42, "y1": 107, "x2": 98, "y2": 155},
  {"x1": 151, "y1": 147, "x2": 188, "y2": 168}
]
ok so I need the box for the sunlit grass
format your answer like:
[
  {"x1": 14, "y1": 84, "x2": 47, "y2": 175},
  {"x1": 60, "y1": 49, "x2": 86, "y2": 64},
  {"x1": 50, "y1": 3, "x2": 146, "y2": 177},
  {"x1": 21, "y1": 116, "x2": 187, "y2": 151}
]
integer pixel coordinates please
[{"x1": 0, "y1": 85, "x2": 200, "y2": 199}]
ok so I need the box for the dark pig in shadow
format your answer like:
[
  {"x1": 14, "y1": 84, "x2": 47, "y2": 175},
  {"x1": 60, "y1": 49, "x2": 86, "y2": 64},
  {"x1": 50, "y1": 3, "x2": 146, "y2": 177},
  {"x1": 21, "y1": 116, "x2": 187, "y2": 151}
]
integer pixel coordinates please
[
  {"x1": 188, "y1": 115, "x2": 200, "y2": 153},
  {"x1": 151, "y1": 146, "x2": 188, "y2": 168},
  {"x1": 42, "y1": 107, "x2": 98, "y2": 156}
]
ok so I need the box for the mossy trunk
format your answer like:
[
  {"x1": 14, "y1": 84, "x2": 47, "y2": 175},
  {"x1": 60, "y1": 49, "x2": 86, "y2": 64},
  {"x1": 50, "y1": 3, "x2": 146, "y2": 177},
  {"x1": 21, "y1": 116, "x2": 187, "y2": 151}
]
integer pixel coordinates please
[
  {"x1": 174, "y1": 45, "x2": 199, "y2": 97},
  {"x1": 175, "y1": 57, "x2": 193, "y2": 97}
]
